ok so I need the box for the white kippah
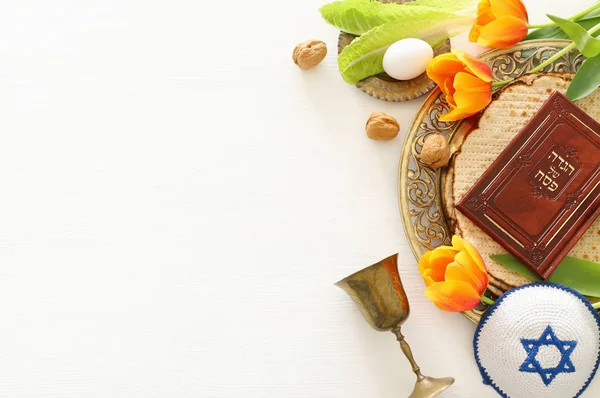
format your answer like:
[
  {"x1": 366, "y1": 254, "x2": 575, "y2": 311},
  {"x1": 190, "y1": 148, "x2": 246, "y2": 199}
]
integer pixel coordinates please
[{"x1": 474, "y1": 283, "x2": 600, "y2": 398}]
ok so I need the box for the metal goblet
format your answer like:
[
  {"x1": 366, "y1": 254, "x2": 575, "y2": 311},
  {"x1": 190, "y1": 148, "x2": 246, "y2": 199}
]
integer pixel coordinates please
[{"x1": 336, "y1": 253, "x2": 454, "y2": 398}]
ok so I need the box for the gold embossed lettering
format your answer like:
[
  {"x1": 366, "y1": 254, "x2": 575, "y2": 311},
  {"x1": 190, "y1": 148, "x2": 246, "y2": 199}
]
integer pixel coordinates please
[
  {"x1": 535, "y1": 170, "x2": 545, "y2": 181},
  {"x1": 529, "y1": 146, "x2": 581, "y2": 199}
]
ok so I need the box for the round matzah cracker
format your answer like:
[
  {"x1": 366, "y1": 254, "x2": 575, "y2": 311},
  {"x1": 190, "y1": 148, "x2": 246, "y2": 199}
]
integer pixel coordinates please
[{"x1": 448, "y1": 73, "x2": 600, "y2": 290}]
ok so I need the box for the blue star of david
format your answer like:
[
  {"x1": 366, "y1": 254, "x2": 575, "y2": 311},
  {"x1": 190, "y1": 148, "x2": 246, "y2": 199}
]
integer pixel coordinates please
[{"x1": 519, "y1": 325, "x2": 577, "y2": 386}]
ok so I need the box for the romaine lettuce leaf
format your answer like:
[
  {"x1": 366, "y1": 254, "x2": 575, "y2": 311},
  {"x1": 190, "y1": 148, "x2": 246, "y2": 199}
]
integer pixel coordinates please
[{"x1": 320, "y1": 0, "x2": 475, "y2": 36}]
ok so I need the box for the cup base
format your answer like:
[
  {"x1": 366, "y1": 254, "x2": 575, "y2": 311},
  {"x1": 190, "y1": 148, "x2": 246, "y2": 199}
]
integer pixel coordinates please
[{"x1": 409, "y1": 376, "x2": 454, "y2": 398}]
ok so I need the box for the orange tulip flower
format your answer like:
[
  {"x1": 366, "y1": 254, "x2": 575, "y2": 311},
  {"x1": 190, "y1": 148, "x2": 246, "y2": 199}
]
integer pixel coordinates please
[
  {"x1": 469, "y1": 0, "x2": 529, "y2": 49},
  {"x1": 426, "y1": 49, "x2": 492, "y2": 122},
  {"x1": 418, "y1": 235, "x2": 489, "y2": 312}
]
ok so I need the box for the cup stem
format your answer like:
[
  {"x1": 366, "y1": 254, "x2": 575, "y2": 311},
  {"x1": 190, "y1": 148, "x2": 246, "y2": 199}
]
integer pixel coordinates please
[{"x1": 392, "y1": 326, "x2": 425, "y2": 382}]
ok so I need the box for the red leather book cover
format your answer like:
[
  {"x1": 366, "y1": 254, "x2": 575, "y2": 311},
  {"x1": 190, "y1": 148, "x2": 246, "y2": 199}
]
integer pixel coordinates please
[{"x1": 456, "y1": 91, "x2": 600, "y2": 279}]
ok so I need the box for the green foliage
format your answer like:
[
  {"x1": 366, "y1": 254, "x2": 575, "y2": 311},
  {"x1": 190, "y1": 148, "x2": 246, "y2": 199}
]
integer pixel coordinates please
[
  {"x1": 320, "y1": 0, "x2": 425, "y2": 35},
  {"x1": 320, "y1": 0, "x2": 474, "y2": 36},
  {"x1": 566, "y1": 54, "x2": 600, "y2": 101},
  {"x1": 491, "y1": 254, "x2": 600, "y2": 297},
  {"x1": 547, "y1": 14, "x2": 600, "y2": 57},
  {"x1": 525, "y1": 16, "x2": 600, "y2": 40}
]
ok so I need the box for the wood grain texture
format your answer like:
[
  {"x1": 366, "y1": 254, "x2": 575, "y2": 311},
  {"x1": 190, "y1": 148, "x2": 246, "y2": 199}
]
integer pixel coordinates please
[{"x1": 0, "y1": 0, "x2": 595, "y2": 397}]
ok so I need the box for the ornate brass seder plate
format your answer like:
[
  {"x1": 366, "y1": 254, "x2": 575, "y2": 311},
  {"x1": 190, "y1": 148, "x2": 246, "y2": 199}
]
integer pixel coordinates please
[{"x1": 397, "y1": 39, "x2": 587, "y2": 324}]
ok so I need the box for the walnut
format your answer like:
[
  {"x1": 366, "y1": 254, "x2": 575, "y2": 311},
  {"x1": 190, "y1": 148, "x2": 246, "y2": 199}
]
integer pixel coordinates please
[
  {"x1": 293, "y1": 40, "x2": 327, "y2": 70},
  {"x1": 421, "y1": 134, "x2": 450, "y2": 168},
  {"x1": 365, "y1": 112, "x2": 400, "y2": 140}
]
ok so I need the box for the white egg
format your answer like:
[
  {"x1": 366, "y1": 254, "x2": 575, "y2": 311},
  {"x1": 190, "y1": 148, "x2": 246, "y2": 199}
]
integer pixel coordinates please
[{"x1": 382, "y1": 38, "x2": 434, "y2": 81}]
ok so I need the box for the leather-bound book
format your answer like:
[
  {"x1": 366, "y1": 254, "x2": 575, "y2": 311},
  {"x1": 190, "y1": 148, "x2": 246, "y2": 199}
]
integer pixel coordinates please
[{"x1": 457, "y1": 91, "x2": 600, "y2": 279}]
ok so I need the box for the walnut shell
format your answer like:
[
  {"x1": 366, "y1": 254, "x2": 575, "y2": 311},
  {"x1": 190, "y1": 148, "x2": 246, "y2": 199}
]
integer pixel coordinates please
[
  {"x1": 365, "y1": 112, "x2": 400, "y2": 140},
  {"x1": 293, "y1": 40, "x2": 327, "y2": 70},
  {"x1": 421, "y1": 134, "x2": 450, "y2": 168}
]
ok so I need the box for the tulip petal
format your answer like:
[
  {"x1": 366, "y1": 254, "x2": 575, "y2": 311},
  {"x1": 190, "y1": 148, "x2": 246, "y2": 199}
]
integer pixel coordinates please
[
  {"x1": 428, "y1": 247, "x2": 458, "y2": 278},
  {"x1": 419, "y1": 251, "x2": 440, "y2": 286},
  {"x1": 445, "y1": 261, "x2": 485, "y2": 293},
  {"x1": 451, "y1": 235, "x2": 465, "y2": 250},
  {"x1": 476, "y1": 15, "x2": 529, "y2": 49},
  {"x1": 453, "y1": 72, "x2": 491, "y2": 93},
  {"x1": 452, "y1": 253, "x2": 488, "y2": 293},
  {"x1": 418, "y1": 251, "x2": 432, "y2": 280},
  {"x1": 450, "y1": 236, "x2": 489, "y2": 293},
  {"x1": 490, "y1": 0, "x2": 527, "y2": 22},
  {"x1": 442, "y1": 77, "x2": 456, "y2": 107},
  {"x1": 424, "y1": 281, "x2": 481, "y2": 312},
  {"x1": 418, "y1": 247, "x2": 458, "y2": 286},
  {"x1": 469, "y1": 0, "x2": 495, "y2": 43},
  {"x1": 444, "y1": 85, "x2": 456, "y2": 108},
  {"x1": 476, "y1": 10, "x2": 496, "y2": 26},
  {"x1": 426, "y1": 54, "x2": 465, "y2": 89},
  {"x1": 439, "y1": 106, "x2": 479, "y2": 122},
  {"x1": 453, "y1": 50, "x2": 493, "y2": 82},
  {"x1": 468, "y1": 21, "x2": 487, "y2": 44},
  {"x1": 476, "y1": 0, "x2": 492, "y2": 16},
  {"x1": 418, "y1": 251, "x2": 431, "y2": 273},
  {"x1": 468, "y1": 25, "x2": 482, "y2": 47},
  {"x1": 451, "y1": 235, "x2": 467, "y2": 250},
  {"x1": 440, "y1": 72, "x2": 491, "y2": 121},
  {"x1": 453, "y1": 235, "x2": 487, "y2": 274},
  {"x1": 453, "y1": 72, "x2": 492, "y2": 113},
  {"x1": 422, "y1": 269, "x2": 437, "y2": 286}
]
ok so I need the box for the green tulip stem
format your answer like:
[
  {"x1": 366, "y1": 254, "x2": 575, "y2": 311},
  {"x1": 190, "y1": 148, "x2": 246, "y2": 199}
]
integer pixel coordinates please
[
  {"x1": 593, "y1": 301, "x2": 600, "y2": 310},
  {"x1": 528, "y1": 21, "x2": 557, "y2": 30},
  {"x1": 564, "y1": 1, "x2": 600, "y2": 23},
  {"x1": 528, "y1": 22, "x2": 600, "y2": 73},
  {"x1": 528, "y1": 42, "x2": 577, "y2": 74},
  {"x1": 491, "y1": 80, "x2": 510, "y2": 89},
  {"x1": 480, "y1": 295, "x2": 496, "y2": 306},
  {"x1": 528, "y1": 1, "x2": 600, "y2": 29},
  {"x1": 527, "y1": 22, "x2": 556, "y2": 30}
]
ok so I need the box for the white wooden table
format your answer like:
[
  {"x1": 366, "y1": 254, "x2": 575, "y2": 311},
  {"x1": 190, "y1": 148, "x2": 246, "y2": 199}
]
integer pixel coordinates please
[{"x1": 0, "y1": 0, "x2": 595, "y2": 397}]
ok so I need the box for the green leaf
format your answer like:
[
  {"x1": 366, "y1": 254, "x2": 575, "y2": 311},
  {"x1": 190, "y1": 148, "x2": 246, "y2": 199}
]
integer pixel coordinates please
[
  {"x1": 319, "y1": 0, "x2": 475, "y2": 36},
  {"x1": 491, "y1": 254, "x2": 600, "y2": 297},
  {"x1": 546, "y1": 14, "x2": 600, "y2": 57},
  {"x1": 525, "y1": 16, "x2": 600, "y2": 41},
  {"x1": 337, "y1": 14, "x2": 471, "y2": 84},
  {"x1": 582, "y1": 7, "x2": 600, "y2": 19},
  {"x1": 566, "y1": 53, "x2": 600, "y2": 101},
  {"x1": 320, "y1": 0, "x2": 411, "y2": 35}
]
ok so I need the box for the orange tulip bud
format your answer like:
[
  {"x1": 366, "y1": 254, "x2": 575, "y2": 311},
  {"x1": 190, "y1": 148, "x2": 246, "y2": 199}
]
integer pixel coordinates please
[
  {"x1": 426, "y1": 50, "x2": 492, "y2": 122},
  {"x1": 418, "y1": 236, "x2": 489, "y2": 312},
  {"x1": 469, "y1": 0, "x2": 529, "y2": 49}
]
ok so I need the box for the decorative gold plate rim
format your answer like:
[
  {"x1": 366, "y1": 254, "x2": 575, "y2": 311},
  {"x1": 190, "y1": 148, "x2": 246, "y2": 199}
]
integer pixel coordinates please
[{"x1": 397, "y1": 39, "x2": 584, "y2": 324}]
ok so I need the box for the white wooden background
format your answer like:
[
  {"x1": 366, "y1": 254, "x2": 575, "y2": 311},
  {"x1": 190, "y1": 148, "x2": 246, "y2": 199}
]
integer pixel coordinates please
[{"x1": 0, "y1": 0, "x2": 593, "y2": 397}]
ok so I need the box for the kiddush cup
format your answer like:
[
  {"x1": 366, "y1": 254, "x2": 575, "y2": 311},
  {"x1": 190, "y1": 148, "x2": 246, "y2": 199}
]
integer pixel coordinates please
[{"x1": 336, "y1": 253, "x2": 454, "y2": 398}]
